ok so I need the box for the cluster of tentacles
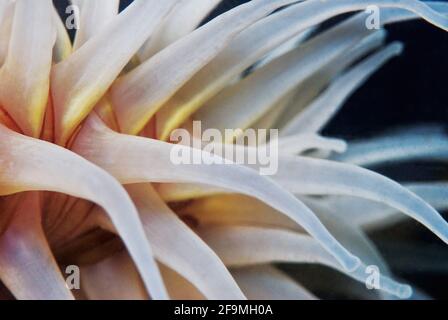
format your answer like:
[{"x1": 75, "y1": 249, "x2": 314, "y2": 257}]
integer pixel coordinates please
[{"x1": 0, "y1": 0, "x2": 447, "y2": 300}]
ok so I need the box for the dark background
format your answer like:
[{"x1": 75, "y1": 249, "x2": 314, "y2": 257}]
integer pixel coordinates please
[{"x1": 53, "y1": 0, "x2": 448, "y2": 299}]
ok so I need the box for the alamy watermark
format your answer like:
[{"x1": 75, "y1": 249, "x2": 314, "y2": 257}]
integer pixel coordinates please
[
  {"x1": 365, "y1": 5, "x2": 381, "y2": 30},
  {"x1": 62, "y1": 3, "x2": 382, "y2": 32},
  {"x1": 365, "y1": 265, "x2": 381, "y2": 290},
  {"x1": 169, "y1": 121, "x2": 279, "y2": 176},
  {"x1": 65, "y1": 5, "x2": 80, "y2": 30},
  {"x1": 65, "y1": 265, "x2": 80, "y2": 290}
]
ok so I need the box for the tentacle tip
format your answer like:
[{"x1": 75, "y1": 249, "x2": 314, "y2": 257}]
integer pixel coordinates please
[
  {"x1": 391, "y1": 42, "x2": 405, "y2": 56},
  {"x1": 334, "y1": 141, "x2": 348, "y2": 154},
  {"x1": 377, "y1": 28, "x2": 388, "y2": 39},
  {"x1": 397, "y1": 285, "x2": 413, "y2": 300}
]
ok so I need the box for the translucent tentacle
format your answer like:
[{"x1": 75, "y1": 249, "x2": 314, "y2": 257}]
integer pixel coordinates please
[
  {"x1": 301, "y1": 197, "x2": 397, "y2": 299},
  {"x1": 81, "y1": 251, "x2": 149, "y2": 300},
  {"x1": 0, "y1": 124, "x2": 168, "y2": 299},
  {"x1": 72, "y1": 0, "x2": 119, "y2": 50},
  {"x1": 323, "y1": 182, "x2": 448, "y2": 230},
  {"x1": 194, "y1": 14, "x2": 377, "y2": 136},
  {"x1": 282, "y1": 43, "x2": 404, "y2": 135},
  {"x1": 52, "y1": 0, "x2": 178, "y2": 145},
  {"x1": 333, "y1": 125, "x2": 448, "y2": 166},
  {"x1": 138, "y1": 0, "x2": 222, "y2": 60},
  {"x1": 111, "y1": 0, "x2": 300, "y2": 136},
  {"x1": 0, "y1": 192, "x2": 74, "y2": 300},
  {"x1": 73, "y1": 115, "x2": 361, "y2": 272},
  {"x1": 0, "y1": 0, "x2": 55, "y2": 137},
  {"x1": 154, "y1": 0, "x2": 448, "y2": 140},
  {"x1": 276, "y1": 29, "x2": 387, "y2": 131},
  {"x1": 199, "y1": 225, "x2": 412, "y2": 299},
  {"x1": 158, "y1": 183, "x2": 229, "y2": 203},
  {"x1": 155, "y1": 134, "x2": 347, "y2": 202},
  {"x1": 0, "y1": 0, "x2": 14, "y2": 66},
  {"x1": 123, "y1": 183, "x2": 246, "y2": 300},
  {"x1": 254, "y1": 26, "x2": 317, "y2": 70},
  {"x1": 231, "y1": 265, "x2": 317, "y2": 300},
  {"x1": 274, "y1": 155, "x2": 448, "y2": 245},
  {"x1": 278, "y1": 134, "x2": 348, "y2": 155},
  {"x1": 160, "y1": 264, "x2": 205, "y2": 300}
]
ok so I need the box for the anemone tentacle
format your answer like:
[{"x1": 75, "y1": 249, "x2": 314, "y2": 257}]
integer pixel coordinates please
[{"x1": 0, "y1": 0, "x2": 445, "y2": 301}]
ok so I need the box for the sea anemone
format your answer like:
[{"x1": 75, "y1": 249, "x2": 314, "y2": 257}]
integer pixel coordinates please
[{"x1": 0, "y1": 0, "x2": 446, "y2": 300}]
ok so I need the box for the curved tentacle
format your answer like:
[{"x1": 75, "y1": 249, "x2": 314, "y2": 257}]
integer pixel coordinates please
[
  {"x1": 111, "y1": 0, "x2": 300, "y2": 136},
  {"x1": 0, "y1": 124, "x2": 168, "y2": 299},
  {"x1": 0, "y1": 0, "x2": 55, "y2": 137},
  {"x1": 81, "y1": 251, "x2": 149, "y2": 300},
  {"x1": 274, "y1": 155, "x2": 448, "y2": 245},
  {"x1": 154, "y1": 0, "x2": 448, "y2": 140},
  {"x1": 73, "y1": 115, "x2": 361, "y2": 272},
  {"x1": 332, "y1": 126, "x2": 448, "y2": 166},
  {"x1": 122, "y1": 184, "x2": 245, "y2": 300},
  {"x1": 0, "y1": 192, "x2": 74, "y2": 300},
  {"x1": 52, "y1": 0, "x2": 178, "y2": 145},
  {"x1": 72, "y1": 0, "x2": 120, "y2": 50},
  {"x1": 282, "y1": 43, "x2": 404, "y2": 135},
  {"x1": 231, "y1": 265, "x2": 317, "y2": 300},
  {"x1": 276, "y1": 29, "x2": 387, "y2": 131},
  {"x1": 320, "y1": 182, "x2": 448, "y2": 230},
  {"x1": 199, "y1": 225, "x2": 412, "y2": 299},
  {"x1": 138, "y1": 0, "x2": 222, "y2": 60},
  {"x1": 193, "y1": 14, "x2": 383, "y2": 136}
]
